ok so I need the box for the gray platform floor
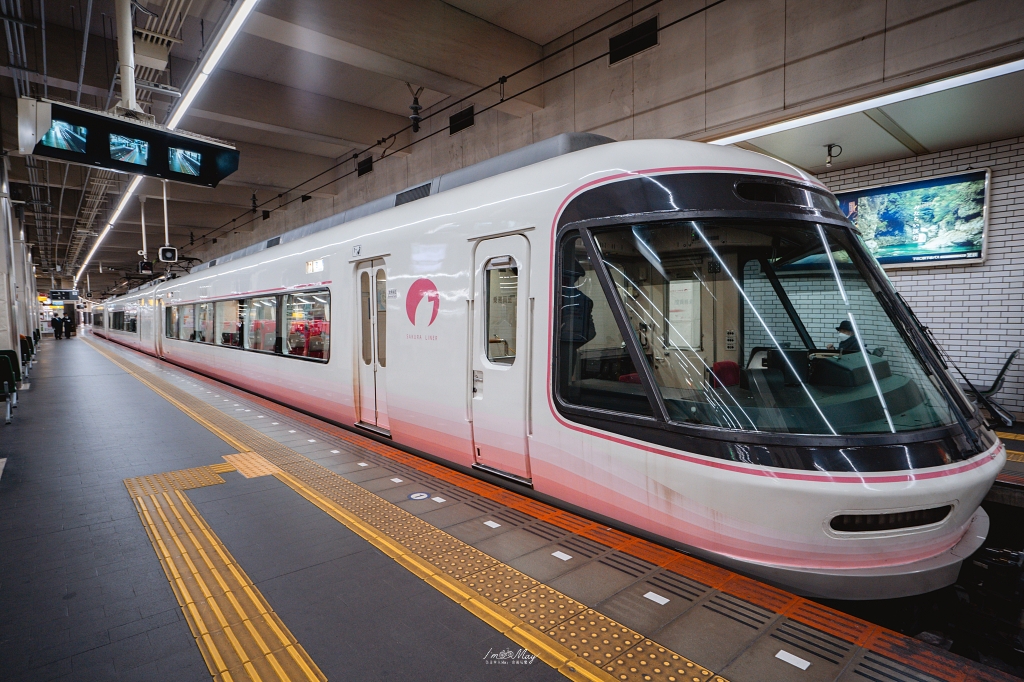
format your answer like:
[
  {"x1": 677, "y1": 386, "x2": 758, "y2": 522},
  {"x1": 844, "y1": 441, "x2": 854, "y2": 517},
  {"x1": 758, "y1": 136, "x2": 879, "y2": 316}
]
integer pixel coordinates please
[{"x1": 0, "y1": 337, "x2": 558, "y2": 681}]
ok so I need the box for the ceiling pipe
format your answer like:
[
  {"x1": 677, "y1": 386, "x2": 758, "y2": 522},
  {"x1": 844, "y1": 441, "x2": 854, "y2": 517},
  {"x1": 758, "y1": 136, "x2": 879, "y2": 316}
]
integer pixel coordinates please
[
  {"x1": 75, "y1": 0, "x2": 92, "y2": 105},
  {"x1": 114, "y1": 0, "x2": 139, "y2": 112}
]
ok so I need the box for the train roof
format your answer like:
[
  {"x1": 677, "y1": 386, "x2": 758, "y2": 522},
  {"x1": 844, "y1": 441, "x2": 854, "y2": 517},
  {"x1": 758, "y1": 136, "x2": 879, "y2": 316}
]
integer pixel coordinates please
[{"x1": 189, "y1": 132, "x2": 614, "y2": 275}]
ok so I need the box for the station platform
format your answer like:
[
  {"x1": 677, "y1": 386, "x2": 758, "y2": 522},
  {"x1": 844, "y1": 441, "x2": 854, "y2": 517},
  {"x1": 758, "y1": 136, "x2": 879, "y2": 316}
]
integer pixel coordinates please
[{"x1": 1, "y1": 334, "x2": 1017, "y2": 682}]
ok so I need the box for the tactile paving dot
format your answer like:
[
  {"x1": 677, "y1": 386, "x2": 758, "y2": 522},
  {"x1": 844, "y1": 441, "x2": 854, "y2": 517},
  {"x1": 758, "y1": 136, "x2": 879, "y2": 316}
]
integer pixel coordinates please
[
  {"x1": 462, "y1": 565, "x2": 538, "y2": 603},
  {"x1": 549, "y1": 610, "x2": 641, "y2": 667},
  {"x1": 503, "y1": 585, "x2": 585, "y2": 630},
  {"x1": 430, "y1": 546, "x2": 499, "y2": 578},
  {"x1": 604, "y1": 640, "x2": 715, "y2": 682},
  {"x1": 404, "y1": 530, "x2": 467, "y2": 560}
]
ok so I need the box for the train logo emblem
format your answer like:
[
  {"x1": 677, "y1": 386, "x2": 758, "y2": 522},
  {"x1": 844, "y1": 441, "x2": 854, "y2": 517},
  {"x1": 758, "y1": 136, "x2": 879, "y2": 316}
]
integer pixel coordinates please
[{"x1": 406, "y1": 278, "x2": 440, "y2": 326}]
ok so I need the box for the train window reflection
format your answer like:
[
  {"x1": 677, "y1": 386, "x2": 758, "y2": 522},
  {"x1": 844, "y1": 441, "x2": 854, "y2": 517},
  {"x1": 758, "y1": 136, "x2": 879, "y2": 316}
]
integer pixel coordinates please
[
  {"x1": 556, "y1": 234, "x2": 652, "y2": 416},
  {"x1": 285, "y1": 292, "x2": 330, "y2": 361},
  {"x1": 485, "y1": 259, "x2": 517, "y2": 365},
  {"x1": 196, "y1": 303, "x2": 214, "y2": 343},
  {"x1": 165, "y1": 306, "x2": 178, "y2": 338},
  {"x1": 591, "y1": 220, "x2": 956, "y2": 435},
  {"x1": 180, "y1": 305, "x2": 195, "y2": 341},
  {"x1": 215, "y1": 300, "x2": 242, "y2": 347},
  {"x1": 375, "y1": 271, "x2": 387, "y2": 368},
  {"x1": 243, "y1": 297, "x2": 278, "y2": 352},
  {"x1": 360, "y1": 274, "x2": 372, "y2": 365}
]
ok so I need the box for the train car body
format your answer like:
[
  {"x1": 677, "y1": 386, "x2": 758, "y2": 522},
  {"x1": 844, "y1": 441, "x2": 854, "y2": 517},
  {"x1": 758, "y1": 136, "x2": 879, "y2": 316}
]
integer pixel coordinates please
[{"x1": 93, "y1": 136, "x2": 1004, "y2": 599}]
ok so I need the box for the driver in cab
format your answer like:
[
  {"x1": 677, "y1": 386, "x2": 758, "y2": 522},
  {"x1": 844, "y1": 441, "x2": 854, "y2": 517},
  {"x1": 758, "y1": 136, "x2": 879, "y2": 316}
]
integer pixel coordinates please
[{"x1": 827, "y1": 320, "x2": 861, "y2": 353}]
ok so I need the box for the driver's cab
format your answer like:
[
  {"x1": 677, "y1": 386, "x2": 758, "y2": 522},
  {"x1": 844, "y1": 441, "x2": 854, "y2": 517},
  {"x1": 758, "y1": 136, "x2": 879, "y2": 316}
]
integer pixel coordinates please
[{"x1": 557, "y1": 219, "x2": 955, "y2": 436}]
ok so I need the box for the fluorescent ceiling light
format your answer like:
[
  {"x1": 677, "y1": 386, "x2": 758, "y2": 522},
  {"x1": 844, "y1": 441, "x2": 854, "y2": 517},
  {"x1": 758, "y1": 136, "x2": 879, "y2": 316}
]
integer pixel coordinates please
[
  {"x1": 167, "y1": 0, "x2": 259, "y2": 130},
  {"x1": 709, "y1": 57, "x2": 1024, "y2": 146},
  {"x1": 75, "y1": 0, "x2": 259, "y2": 284},
  {"x1": 75, "y1": 175, "x2": 143, "y2": 285}
]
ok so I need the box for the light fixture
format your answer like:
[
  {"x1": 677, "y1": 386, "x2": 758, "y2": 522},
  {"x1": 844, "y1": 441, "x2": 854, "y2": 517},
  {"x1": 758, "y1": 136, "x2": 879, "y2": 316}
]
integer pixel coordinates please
[
  {"x1": 825, "y1": 143, "x2": 842, "y2": 168},
  {"x1": 74, "y1": 0, "x2": 260, "y2": 284},
  {"x1": 709, "y1": 56, "x2": 1024, "y2": 146},
  {"x1": 167, "y1": 0, "x2": 260, "y2": 129}
]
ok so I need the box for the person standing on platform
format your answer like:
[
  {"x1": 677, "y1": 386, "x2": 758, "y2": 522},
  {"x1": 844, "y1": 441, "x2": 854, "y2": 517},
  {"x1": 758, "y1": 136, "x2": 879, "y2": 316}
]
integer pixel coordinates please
[
  {"x1": 63, "y1": 315, "x2": 74, "y2": 339},
  {"x1": 51, "y1": 315, "x2": 63, "y2": 340}
]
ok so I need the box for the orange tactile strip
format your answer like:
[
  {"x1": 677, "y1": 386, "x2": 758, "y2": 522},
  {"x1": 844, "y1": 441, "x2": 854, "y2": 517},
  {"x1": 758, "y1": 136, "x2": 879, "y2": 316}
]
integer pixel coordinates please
[{"x1": 99, "y1": 337, "x2": 1015, "y2": 682}]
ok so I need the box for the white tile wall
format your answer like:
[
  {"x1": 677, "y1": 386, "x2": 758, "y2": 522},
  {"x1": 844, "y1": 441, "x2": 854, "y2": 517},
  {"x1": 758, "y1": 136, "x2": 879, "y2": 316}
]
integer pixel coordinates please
[{"x1": 817, "y1": 137, "x2": 1024, "y2": 416}]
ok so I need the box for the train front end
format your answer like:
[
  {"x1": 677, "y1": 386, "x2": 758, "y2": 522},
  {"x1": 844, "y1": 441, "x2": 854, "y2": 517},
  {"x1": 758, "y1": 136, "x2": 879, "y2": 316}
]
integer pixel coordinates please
[{"x1": 547, "y1": 142, "x2": 1003, "y2": 599}]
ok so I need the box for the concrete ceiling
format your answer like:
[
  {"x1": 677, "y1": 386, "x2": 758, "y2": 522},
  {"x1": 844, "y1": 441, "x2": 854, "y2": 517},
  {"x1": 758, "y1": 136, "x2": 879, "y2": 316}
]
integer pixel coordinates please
[
  {"x1": 740, "y1": 69, "x2": 1024, "y2": 175},
  {"x1": 2, "y1": 0, "x2": 563, "y2": 296}
]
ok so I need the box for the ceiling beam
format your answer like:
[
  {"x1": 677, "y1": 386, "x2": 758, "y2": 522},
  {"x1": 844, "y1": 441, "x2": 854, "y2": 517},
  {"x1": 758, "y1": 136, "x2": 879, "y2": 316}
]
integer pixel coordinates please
[
  {"x1": 188, "y1": 70, "x2": 412, "y2": 155},
  {"x1": 862, "y1": 109, "x2": 931, "y2": 155},
  {"x1": 244, "y1": 8, "x2": 542, "y2": 117}
]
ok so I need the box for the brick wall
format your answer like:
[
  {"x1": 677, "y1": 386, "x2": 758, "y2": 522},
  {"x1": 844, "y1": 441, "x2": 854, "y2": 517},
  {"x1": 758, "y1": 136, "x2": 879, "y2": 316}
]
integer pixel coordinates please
[{"x1": 817, "y1": 137, "x2": 1024, "y2": 416}]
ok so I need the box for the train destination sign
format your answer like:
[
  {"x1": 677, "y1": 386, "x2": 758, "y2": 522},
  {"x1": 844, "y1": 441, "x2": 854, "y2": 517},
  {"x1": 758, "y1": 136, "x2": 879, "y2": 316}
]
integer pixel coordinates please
[{"x1": 17, "y1": 98, "x2": 239, "y2": 188}]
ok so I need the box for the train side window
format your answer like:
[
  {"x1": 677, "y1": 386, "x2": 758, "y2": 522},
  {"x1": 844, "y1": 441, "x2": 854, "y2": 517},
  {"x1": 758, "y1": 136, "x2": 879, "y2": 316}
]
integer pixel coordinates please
[
  {"x1": 215, "y1": 300, "x2": 242, "y2": 347},
  {"x1": 375, "y1": 271, "x2": 386, "y2": 367},
  {"x1": 180, "y1": 304, "x2": 195, "y2": 341},
  {"x1": 112, "y1": 311, "x2": 124, "y2": 330},
  {"x1": 196, "y1": 303, "x2": 214, "y2": 343},
  {"x1": 360, "y1": 273, "x2": 372, "y2": 364},
  {"x1": 284, "y1": 291, "x2": 330, "y2": 361},
  {"x1": 165, "y1": 306, "x2": 178, "y2": 338},
  {"x1": 485, "y1": 258, "x2": 517, "y2": 365},
  {"x1": 243, "y1": 296, "x2": 278, "y2": 352},
  {"x1": 555, "y1": 233, "x2": 652, "y2": 416}
]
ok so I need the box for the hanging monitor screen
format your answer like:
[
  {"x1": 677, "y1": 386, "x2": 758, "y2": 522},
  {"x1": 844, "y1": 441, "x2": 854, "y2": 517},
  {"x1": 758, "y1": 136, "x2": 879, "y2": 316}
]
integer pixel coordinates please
[
  {"x1": 40, "y1": 120, "x2": 88, "y2": 153},
  {"x1": 835, "y1": 170, "x2": 989, "y2": 268},
  {"x1": 109, "y1": 134, "x2": 149, "y2": 166},
  {"x1": 168, "y1": 147, "x2": 201, "y2": 176},
  {"x1": 18, "y1": 98, "x2": 239, "y2": 188}
]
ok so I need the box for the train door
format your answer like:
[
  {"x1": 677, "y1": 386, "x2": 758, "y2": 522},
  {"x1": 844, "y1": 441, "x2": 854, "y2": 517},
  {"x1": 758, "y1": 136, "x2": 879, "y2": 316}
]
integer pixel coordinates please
[
  {"x1": 155, "y1": 299, "x2": 164, "y2": 356},
  {"x1": 471, "y1": 236, "x2": 531, "y2": 482},
  {"x1": 356, "y1": 259, "x2": 390, "y2": 432}
]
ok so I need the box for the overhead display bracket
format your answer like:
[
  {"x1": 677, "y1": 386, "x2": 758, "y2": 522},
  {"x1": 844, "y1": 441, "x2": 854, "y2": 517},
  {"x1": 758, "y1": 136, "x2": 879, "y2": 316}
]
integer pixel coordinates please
[{"x1": 16, "y1": 97, "x2": 239, "y2": 188}]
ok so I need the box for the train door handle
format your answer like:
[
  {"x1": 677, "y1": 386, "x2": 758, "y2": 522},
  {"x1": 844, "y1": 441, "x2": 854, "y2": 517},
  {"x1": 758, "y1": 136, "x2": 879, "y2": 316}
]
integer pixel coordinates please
[{"x1": 473, "y1": 370, "x2": 483, "y2": 393}]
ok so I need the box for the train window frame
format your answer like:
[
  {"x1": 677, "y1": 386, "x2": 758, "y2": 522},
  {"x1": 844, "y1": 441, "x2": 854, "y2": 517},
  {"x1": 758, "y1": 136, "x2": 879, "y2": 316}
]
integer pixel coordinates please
[
  {"x1": 283, "y1": 290, "x2": 331, "y2": 363},
  {"x1": 551, "y1": 221, "x2": 988, "y2": 472},
  {"x1": 242, "y1": 296, "x2": 281, "y2": 354},
  {"x1": 165, "y1": 305, "x2": 179, "y2": 339},
  {"x1": 163, "y1": 290, "x2": 329, "y2": 363},
  {"x1": 214, "y1": 299, "x2": 243, "y2": 348}
]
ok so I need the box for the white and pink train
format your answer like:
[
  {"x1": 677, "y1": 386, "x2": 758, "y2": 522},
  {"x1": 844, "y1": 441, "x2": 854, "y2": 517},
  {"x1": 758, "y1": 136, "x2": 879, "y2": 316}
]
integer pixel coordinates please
[{"x1": 93, "y1": 135, "x2": 1003, "y2": 599}]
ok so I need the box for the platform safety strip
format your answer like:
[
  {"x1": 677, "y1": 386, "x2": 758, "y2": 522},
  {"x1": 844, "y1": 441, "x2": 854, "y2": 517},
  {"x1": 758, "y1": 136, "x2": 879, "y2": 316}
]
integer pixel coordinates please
[
  {"x1": 88, "y1": 337, "x2": 1018, "y2": 682},
  {"x1": 124, "y1": 468, "x2": 326, "y2": 682},
  {"x1": 89, "y1": 339, "x2": 724, "y2": 682}
]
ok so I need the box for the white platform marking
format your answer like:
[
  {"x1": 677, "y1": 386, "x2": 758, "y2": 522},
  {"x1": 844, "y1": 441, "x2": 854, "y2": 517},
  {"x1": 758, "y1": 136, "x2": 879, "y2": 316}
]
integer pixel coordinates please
[
  {"x1": 643, "y1": 591, "x2": 670, "y2": 606},
  {"x1": 307, "y1": 439, "x2": 316, "y2": 443},
  {"x1": 358, "y1": 463, "x2": 369, "y2": 467},
  {"x1": 0, "y1": 458, "x2": 6, "y2": 482},
  {"x1": 390, "y1": 478, "x2": 403, "y2": 483},
  {"x1": 776, "y1": 650, "x2": 810, "y2": 670},
  {"x1": 431, "y1": 497, "x2": 446, "y2": 503},
  {"x1": 551, "y1": 551, "x2": 572, "y2": 561},
  {"x1": 483, "y1": 520, "x2": 501, "y2": 529},
  {"x1": 272, "y1": 422, "x2": 279, "y2": 425},
  {"x1": 330, "y1": 450, "x2": 340, "y2": 454},
  {"x1": 288, "y1": 430, "x2": 296, "y2": 433}
]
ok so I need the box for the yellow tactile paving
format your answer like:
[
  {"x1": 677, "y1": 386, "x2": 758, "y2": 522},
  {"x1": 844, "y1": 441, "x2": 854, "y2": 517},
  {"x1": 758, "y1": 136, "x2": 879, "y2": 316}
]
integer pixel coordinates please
[
  {"x1": 89, "y1": 338, "x2": 727, "y2": 682},
  {"x1": 223, "y1": 452, "x2": 282, "y2": 478},
  {"x1": 127, "y1": 472, "x2": 325, "y2": 682}
]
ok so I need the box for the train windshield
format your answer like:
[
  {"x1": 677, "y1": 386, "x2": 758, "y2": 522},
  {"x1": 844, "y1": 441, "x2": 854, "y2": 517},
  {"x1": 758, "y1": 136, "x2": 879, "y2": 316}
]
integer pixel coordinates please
[{"x1": 559, "y1": 220, "x2": 960, "y2": 435}]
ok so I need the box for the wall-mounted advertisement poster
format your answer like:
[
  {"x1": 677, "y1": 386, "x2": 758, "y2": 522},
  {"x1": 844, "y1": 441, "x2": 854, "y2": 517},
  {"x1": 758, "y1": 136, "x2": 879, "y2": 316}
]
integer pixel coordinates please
[{"x1": 835, "y1": 170, "x2": 989, "y2": 268}]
